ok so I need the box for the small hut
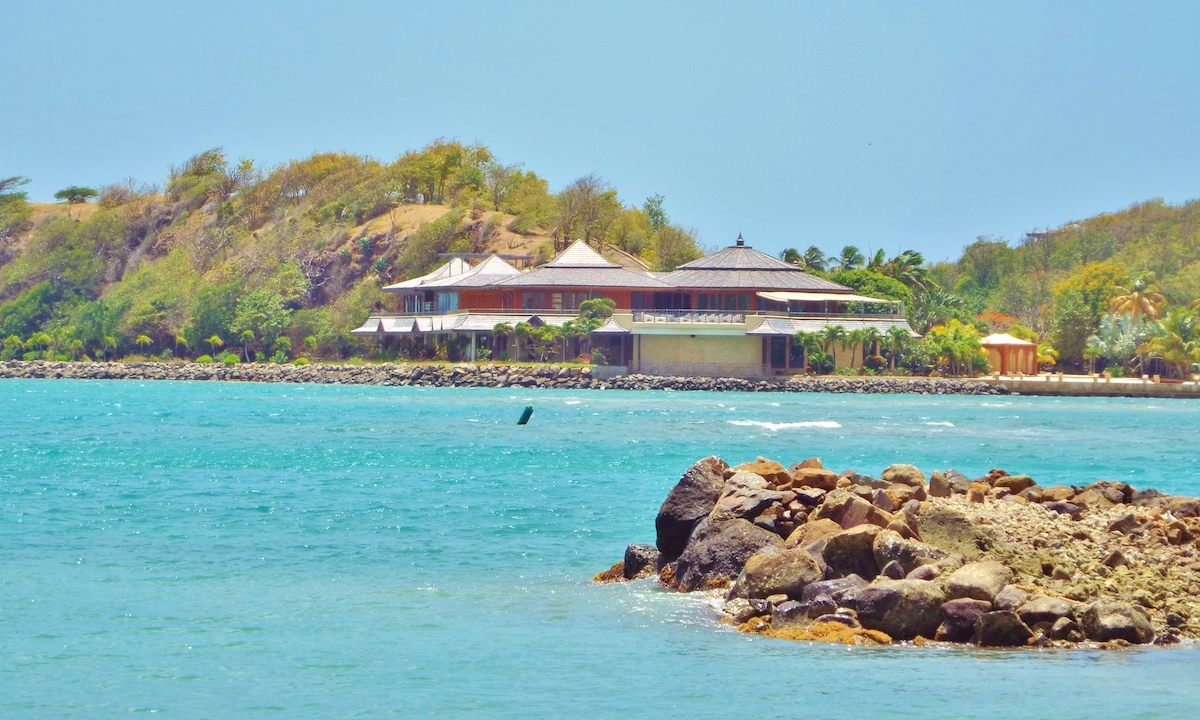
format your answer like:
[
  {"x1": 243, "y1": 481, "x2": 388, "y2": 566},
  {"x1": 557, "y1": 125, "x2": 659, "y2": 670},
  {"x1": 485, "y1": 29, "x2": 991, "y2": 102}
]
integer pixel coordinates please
[{"x1": 981, "y1": 333, "x2": 1037, "y2": 375}]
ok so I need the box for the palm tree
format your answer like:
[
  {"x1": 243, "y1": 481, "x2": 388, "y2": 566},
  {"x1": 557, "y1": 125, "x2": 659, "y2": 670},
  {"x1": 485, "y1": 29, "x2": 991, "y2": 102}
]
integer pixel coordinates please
[
  {"x1": 240, "y1": 329, "x2": 256, "y2": 362},
  {"x1": 174, "y1": 335, "x2": 189, "y2": 357},
  {"x1": 914, "y1": 288, "x2": 966, "y2": 333},
  {"x1": 885, "y1": 326, "x2": 910, "y2": 371},
  {"x1": 821, "y1": 325, "x2": 847, "y2": 367},
  {"x1": 1138, "y1": 307, "x2": 1200, "y2": 378},
  {"x1": 802, "y1": 246, "x2": 827, "y2": 272},
  {"x1": 846, "y1": 328, "x2": 868, "y2": 368},
  {"x1": 793, "y1": 331, "x2": 823, "y2": 374},
  {"x1": 926, "y1": 319, "x2": 982, "y2": 376},
  {"x1": 836, "y1": 246, "x2": 865, "y2": 271},
  {"x1": 779, "y1": 248, "x2": 802, "y2": 266},
  {"x1": 1110, "y1": 277, "x2": 1166, "y2": 321},
  {"x1": 206, "y1": 335, "x2": 224, "y2": 356},
  {"x1": 861, "y1": 327, "x2": 883, "y2": 367},
  {"x1": 882, "y1": 249, "x2": 929, "y2": 291},
  {"x1": 493, "y1": 322, "x2": 514, "y2": 359},
  {"x1": 1083, "y1": 342, "x2": 1103, "y2": 375},
  {"x1": 69, "y1": 339, "x2": 83, "y2": 360},
  {"x1": 102, "y1": 335, "x2": 117, "y2": 361},
  {"x1": 1036, "y1": 343, "x2": 1059, "y2": 371},
  {"x1": 867, "y1": 248, "x2": 887, "y2": 271},
  {"x1": 135, "y1": 335, "x2": 152, "y2": 355}
]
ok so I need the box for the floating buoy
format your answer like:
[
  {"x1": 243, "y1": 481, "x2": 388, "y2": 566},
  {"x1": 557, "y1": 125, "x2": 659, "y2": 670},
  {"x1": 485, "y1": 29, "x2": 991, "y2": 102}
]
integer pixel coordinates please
[{"x1": 517, "y1": 405, "x2": 534, "y2": 425}]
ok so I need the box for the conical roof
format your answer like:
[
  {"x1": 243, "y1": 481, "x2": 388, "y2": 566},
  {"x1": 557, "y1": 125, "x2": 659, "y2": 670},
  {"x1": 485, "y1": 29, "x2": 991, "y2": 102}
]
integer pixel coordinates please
[
  {"x1": 661, "y1": 236, "x2": 850, "y2": 292},
  {"x1": 546, "y1": 240, "x2": 617, "y2": 268}
]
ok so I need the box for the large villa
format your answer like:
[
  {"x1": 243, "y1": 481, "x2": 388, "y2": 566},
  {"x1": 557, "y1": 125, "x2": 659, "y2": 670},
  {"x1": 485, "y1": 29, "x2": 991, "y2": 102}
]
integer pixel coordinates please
[{"x1": 353, "y1": 237, "x2": 915, "y2": 377}]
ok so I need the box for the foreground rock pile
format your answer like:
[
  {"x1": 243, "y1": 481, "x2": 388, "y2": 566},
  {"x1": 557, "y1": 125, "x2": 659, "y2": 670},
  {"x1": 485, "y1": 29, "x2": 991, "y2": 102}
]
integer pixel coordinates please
[
  {"x1": 0, "y1": 360, "x2": 1006, "y2": 394},
  {"x1": 597, "y1": 456, "x2": 1200, "y2": 648}
]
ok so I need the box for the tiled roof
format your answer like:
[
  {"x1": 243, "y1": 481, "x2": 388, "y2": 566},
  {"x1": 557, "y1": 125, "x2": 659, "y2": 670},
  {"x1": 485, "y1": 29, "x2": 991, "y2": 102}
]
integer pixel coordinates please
[
  {"x1": 383, "y1": 255, "x2": 520, "y2": 291},
  {"x1": 495, "y1": 266, "x2": 671, "y2": 289},
  {"x1": 660, "y1": 268, "x2": 849, "y2": 291},
  {"x1": 747, "y1": 317, "x2": 919, "y2": 337},
  {"x1": 675, "y1": 243, "x2": 797, "y2": 271}
]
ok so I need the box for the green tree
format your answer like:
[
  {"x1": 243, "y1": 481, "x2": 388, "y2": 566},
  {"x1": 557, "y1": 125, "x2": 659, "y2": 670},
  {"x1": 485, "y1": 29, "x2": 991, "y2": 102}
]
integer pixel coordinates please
[
  {"x1": 642, "y1": 194, "x2": 667, "y2": 234},
  {"x1": 230, "y1": 289, "x2": 291, "y2": 352},
  {"x1": 1049, "y1": 288, "x2": 1096, "y2": 367},
  {"x1": 836, "y1": 246, "x2": 865, "y2": 270},
  {"x1": 135, "y1": 334, "x2": 152, "y2": 354},
  {"x1": 793, "y1": 330, "x2": 824, "y2": 374},
  {"x1": 174, "y1": 335, "x2": 189, "y2": 357},
  {"x1": 206, "y1": 334, "x2": 224, "y2": 354},
  {"x1": 102, "y1": 335, "x2": 117, "y2": 361},
  {"x1": 1138, "y1": 307, "x2": 1200, "y2": 378},
  {"x1": 650, "y1": 225, "x2": 702, "y2": 272},
  {"x1": 885, "y1": 325, "x2": 911, "y2": 371},
  {"x1": 69, "y1": 338, "x2": 83, "y2": 360},
  {"x1": 54, "y1": 186, "x2": 98, "y2": 213},
  {"x1": 240, "y1": 329, "x2": 256, "y2": 362}
]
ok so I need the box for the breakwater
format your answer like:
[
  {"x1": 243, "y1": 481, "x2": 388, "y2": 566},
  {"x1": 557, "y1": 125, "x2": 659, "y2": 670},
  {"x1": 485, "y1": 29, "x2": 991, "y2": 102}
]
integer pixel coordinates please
[
  {"x1": 598, "y1": 456, "x2": 1200, "y2": 648},
  {"x1": 0, "y1": 360, "x2": 1006, "y2": 394}
]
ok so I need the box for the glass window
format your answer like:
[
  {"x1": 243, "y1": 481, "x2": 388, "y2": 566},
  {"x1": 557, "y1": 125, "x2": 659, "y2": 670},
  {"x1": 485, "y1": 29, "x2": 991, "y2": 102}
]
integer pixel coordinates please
[
  {"x1": 631, "y1": 292, "x2": 644, "y2": 310},
  {"x1": 724, "y1": 294, "x2": 736, "y2": 311},
  {"x1": 552, "y1": 293, "x2": 563, "y2": 311},
  {"x1": 738, "y1": 294, "x2": 750, "y2": 311},
  {"x1": 522, "y1": 291, "x2": 545, "y2": 310},
  {"x1": 404, "y1": 294, "x2": 420, "y2": 313},
  {"x1": 436, "y1": 292, "x2": 459, "y2": 312}
]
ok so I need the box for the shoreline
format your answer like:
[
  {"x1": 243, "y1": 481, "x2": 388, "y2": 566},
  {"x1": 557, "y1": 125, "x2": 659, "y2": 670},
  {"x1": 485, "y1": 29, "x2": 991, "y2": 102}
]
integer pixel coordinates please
[{"x1": 0, "y1": 360, "x2": 1006, "y2": 395}]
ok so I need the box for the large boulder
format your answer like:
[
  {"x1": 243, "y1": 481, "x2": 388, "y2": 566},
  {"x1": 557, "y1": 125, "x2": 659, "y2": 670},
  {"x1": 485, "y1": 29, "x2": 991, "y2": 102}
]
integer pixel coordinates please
[
  {"x1": 936, "y1": 598, "x2": 992, "y2": 642},
  {"x1": 841, "y1": 579, "x2": 946, "y2": 640},
  {"x1": 1016, "y1": 594, "x2": 1076, "y2": 627},
  {"x1": 623, "y1": 543, "x2": 660, "y2": 579},
  {"x1": 784, "y1": 518, "x2": 843, "y2": 550},
  {"x1": 944, "y1": 561, "x2": 1013, "y2": 603},
  {"x1": 799, "y1": 574, "x2": 868, "y2": 604},
  {"x1": 711, "y1": 471, "x2": 784, "y2": 521},
  {"x1": 915, "y1": 505, "x2": 995, "y2": 560},
  {"x1": 823, "y1": 525, "x2": 883, "y2": 579},
  {"x1": 743, "y1": 548, "x2": 823, "y2": 599},
  {"x1": 656, "y1": 457, "x2": 727, "y2": 559},
  {"x1": 882, "y1": 464, "x2": 926, "y2": 488},
  {"x1": 812, "y1": 489, "x2": 894, "y2": 529},
  {"x1": 993, "y1": 585, "x2": 1030, "y2": 612},
  {"x1": 675, "y1": 518, "x2": 783, "y2": 592},
  {"x1": 872, "y1": 529, "x2": 950, "y2": 577},
  {"x1": 732, "y1": 457, "x2": 791, "y2": 487},
  {"x1": 928, "y1": 471, "x2": 952, "y2": 498},
  {"x1": 1080, "y1": 600, "x2": 1154, "y2": 644},
  {"x1": 792, "y1": 467, "x2": 840, "y2": 491},
  {"x1": 974, "y1": 610, "x2": 1034, "y2": 647},
  {"x1": 993, "y1": 475, "x2": 1036, "y2": 493}
]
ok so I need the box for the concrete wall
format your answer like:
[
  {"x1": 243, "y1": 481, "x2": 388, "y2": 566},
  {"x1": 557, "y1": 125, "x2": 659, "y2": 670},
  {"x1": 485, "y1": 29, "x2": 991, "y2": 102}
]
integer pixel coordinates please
[{"x1": 635, "y1": 334, "x2": 764, "y2": 377}]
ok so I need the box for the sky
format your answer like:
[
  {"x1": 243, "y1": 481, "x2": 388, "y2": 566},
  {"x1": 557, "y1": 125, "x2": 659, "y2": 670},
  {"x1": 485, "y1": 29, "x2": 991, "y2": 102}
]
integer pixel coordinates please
[{"x1": 3, "y1": 1, "x2": 1200, "y2": 262}]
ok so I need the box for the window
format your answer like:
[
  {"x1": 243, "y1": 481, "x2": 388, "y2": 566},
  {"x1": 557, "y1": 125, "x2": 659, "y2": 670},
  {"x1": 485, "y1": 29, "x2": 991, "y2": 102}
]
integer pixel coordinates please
[
  {"x1": 437, "y1": 292, "x2": 459, "y2": 312},
  {"x1": 403, "y1": 294, "x2": 420, "y2": 313},
  {"x1": 631, "y1": 292, "x2": 645, "y2": 310},
  {"x1": 522, "y1": 291, "x2": 545, "y2": 310}
]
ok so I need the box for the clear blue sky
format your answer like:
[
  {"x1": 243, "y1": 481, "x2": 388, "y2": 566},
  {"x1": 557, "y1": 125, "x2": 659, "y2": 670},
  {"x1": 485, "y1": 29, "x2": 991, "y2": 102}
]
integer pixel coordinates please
[{"x1": 3, "y1": 1, "x2": 1199, "y2": 261}]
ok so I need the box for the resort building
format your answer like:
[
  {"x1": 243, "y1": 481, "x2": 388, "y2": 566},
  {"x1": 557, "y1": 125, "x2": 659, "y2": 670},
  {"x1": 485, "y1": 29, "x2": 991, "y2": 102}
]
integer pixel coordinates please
[{"x1": 353, "y1": 237, "x2": 916, "y2": 377}]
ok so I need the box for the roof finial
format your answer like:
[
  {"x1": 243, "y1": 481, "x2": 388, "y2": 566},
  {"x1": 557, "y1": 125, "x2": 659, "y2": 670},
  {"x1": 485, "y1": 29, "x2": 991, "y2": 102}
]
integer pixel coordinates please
[{"x1": 736, "y1": 233, "x2": 745, "y2": 247}]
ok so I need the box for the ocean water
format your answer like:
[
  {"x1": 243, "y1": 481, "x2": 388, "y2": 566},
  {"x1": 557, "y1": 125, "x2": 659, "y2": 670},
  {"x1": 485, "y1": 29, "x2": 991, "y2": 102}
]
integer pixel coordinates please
[{"x1": 2, "y1": 380, "x2": 1199, "y2": 719}]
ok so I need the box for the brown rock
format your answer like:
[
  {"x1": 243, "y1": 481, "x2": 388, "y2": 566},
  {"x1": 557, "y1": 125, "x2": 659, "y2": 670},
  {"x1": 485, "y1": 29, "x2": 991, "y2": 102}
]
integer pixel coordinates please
[
  {"x1": 675, "y1": 518, "x2": 783, "y2": 591},
  {"x1": 1165, "y1": 521, "x2": 1193, "y2": 545},
  {"x1": 929, "y1": 471, "x2": 952, "y2": 498},
  {"x1": 784, "y1": 518, "x2": 843, "y2": 551},
  {"x1": 824, "y1": 525, "x2": 884, "y2": 579},
  {"x1": 1107, "y1": 513, "x2": 1143, "y2": 535},
  {"x1": 915, "y1": 505, "x2": 994, "y2": 560},
  {"x1": 1041, "y1": 485, "x2": 1076, "y2": 502},
  {"x1": 1073, "y1": 489, "x2": 1113, "y2": 509},
  {"x1": 871, "y1": 489, "x2": 895, "y2": 512},
  {"x1": 993, "y1": 474, "x2": 1036, "y2": 493},
  {"x1": 1102, "y1": 549, "x2": 1131, "y2": 568},
  {"x1": 882, "y1": 463, "x2": 926, "y2": 488},
  {"x1": 812, "y1": 489, "x2": 894, "y2": 529},
  {"x1": 733, "y1": 457, "x2": 792, "y2": 487},
  {"x1": 936, "y1": 597, "x2": 992, "y2": 642},
  {"x1": 968, "y1": 483, "x2": 988, "y2": 503},
  {"x1": 794, "y1": 488, "x2": 827, "y2": 506},
  {"x1": 975, "y1": 610, "x2": 1034, "y2": 647},
  {"x1": 655, "y1": 456, "x2": 728, "y2": 559},
  {"x1": 1080, "y1": 599, "x2": 1154, "y2": 644},
  {"x1": 743, "y1": 548, "x2": 824, "y2": 599},
  {"x1": 795, "y1": 457, "x2": 823, "y2": 470},
  {"x1": 945, "y1": 561, "x2": 1013, "y2": 603},
  {"x1": 840, "y1": 578, "x2": 945, "y2": 640},
  {"x1": 792, "y1": 467, "x2": 840, "y2": 491}
]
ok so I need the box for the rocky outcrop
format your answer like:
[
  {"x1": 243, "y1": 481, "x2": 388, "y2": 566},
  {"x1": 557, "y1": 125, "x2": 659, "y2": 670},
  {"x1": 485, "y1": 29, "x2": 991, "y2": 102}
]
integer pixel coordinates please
[
  {"x1": 602, "y1": 455, "x2": 1200, "y2": 649},
  {"x1": 655, "y1": 457, "x2": 727, "y2": 559},
  {"x1": 0, "y1": 360, "x2": 1010, "y2": 394}
]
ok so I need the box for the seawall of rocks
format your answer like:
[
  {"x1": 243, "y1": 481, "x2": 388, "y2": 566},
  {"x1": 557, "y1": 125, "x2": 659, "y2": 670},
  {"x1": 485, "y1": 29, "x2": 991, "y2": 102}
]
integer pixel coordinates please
[
  {"x1": 597, "y1": 456, "x2": 1200, "y2": 649},
  {"x1": 0, "y1": 361, "x2": 1006, "y2": 394}
]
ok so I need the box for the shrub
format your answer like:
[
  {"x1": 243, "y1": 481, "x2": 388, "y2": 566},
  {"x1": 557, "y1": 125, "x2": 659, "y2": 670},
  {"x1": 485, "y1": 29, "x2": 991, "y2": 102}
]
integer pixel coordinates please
[
  {"x1": 359, "y1": 236, "x2": 373, "y2": 255},
  {"x1": 222, "y1": 354, "x2": 239, "y2": 365},
  {"x1": 195, "y1": 354, "x2": 213, "y2": 363},
  {"x1": 373, "y1": 257, "x2": 387, "y2": 273},
  {"x1": 270, "y1": 350, "x2": 288, "y2": 363},
  {"x1": 293, "y1": 357, "x2": 309, "y2": 366}
]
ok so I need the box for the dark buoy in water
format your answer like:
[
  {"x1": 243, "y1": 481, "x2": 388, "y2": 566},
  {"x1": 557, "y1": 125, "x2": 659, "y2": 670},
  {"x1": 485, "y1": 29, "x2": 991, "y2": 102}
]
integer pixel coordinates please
[{"x1": 517, "y1": 406, "x2": 534, "y2": 425}]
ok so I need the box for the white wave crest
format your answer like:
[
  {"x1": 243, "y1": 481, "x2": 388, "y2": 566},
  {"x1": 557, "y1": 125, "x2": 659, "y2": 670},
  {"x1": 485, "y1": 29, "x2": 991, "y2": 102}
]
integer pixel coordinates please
[
  {"x1": 924, "y1": 421, "x2": 955, "y2": 427},
  {"x1": 728, "y1": 419, "x2": 841, "y2": 431}
]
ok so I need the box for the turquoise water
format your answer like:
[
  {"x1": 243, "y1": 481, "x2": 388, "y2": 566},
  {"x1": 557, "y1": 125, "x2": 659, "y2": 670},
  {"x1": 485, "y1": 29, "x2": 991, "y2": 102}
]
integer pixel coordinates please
[{"x1": 2, "y1": 380, "x2": 1199, "y2": 719}]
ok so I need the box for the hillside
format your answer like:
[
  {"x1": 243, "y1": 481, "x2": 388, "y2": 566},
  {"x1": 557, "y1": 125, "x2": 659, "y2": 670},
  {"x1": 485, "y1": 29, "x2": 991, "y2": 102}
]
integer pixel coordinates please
[{"x1": 0, "y1": 142, "x2": 695, "y2": 362}]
